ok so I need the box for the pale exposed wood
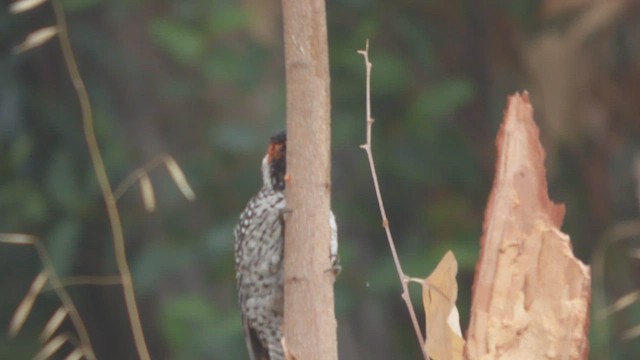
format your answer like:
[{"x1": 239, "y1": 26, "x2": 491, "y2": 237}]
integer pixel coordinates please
[
  {"x1": 465, "y1": 93, "x2": 591, "y2": 360},
  {"x1": 281, "y1": 0, "x2": 337, "y2": 359}
]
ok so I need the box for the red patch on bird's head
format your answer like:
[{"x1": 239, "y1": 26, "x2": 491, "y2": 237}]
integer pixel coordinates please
[
  {"x1": 267, "y1": 131, "x2": 286, "y2": 165},
  {"x1": 267, "y1": 131, "x2": 286, "y2": 190},
  {"x1": 267, "y1": 142, "x2": 285, "y2": 164}
]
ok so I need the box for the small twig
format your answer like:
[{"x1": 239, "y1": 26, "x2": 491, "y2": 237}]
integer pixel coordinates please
[
  {"x1": 358, "y1": 40, "x2": 428, "y2": 360},
  {"x1": 51, "y1": 1, "x2": 151, "y2": 358},
  {"x1": 51, "y1": 276, "x2": 122, "y2": 290}
]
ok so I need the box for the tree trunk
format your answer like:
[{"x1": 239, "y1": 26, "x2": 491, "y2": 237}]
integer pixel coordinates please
[{"x1": 281, "y1": 0, "x2": 337, "y2": 359}]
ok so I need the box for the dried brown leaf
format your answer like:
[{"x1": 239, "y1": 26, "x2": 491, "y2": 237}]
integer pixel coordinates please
[{"x1": 422, "y1": 251, "x2": 464, "y2": 360}]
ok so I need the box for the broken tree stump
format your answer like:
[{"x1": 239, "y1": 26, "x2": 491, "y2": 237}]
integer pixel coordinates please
[{"x1": 465, "y1": 92, "x2": 591, "y2": 360}]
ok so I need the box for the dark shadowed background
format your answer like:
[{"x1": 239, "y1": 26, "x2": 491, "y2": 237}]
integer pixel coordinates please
[{"x1": 1, "y1": 0, "x2": 640, "y2": 358}]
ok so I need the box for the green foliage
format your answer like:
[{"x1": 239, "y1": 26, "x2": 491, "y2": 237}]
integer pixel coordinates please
[
  {"x1": 48, "y1": 219, "x2": 81, "y2": 277},
  {"x1": 369, "y1": 52, "x2": 411, "y2": 95},
  {"x1": 45, "y1": 152, "x2": 82, "y2": 213},
  {"x1": 62, "y1": 0, "x2": 103, "y2": 12},
  {"x1": 409, "y1": 77, "x2": 475, "y2": 123},
  {"x1": 149, "y1": 19, "x2": 206, "y2": 66},
  {"x1": 160, "y1": 295, "x2": 245, "y2": 359},
  {"x1": 206, "y1": 5, "x2": 249, "y2": 34},
  {"x1": 133, "y1": 244, "x2": 199, "y2": 295}
]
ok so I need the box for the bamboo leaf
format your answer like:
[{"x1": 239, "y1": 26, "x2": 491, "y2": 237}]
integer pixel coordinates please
[
  {"x1": 139, "y1": 173, "x2": 156, "y2": 212},
  {"x1": 34, "y1": 334, "x2": 68, "y2": 360},
  {"x1": 602, "y1": 290, "x2": 640, "y2": 317},
  {"x1": 622, "y1": 324, "x2": 640, "y2": 341},
  {"x1": 64, "y1": 348, "x2": 84, "y2": 360},
  {"x1": 0, "y1": 233, "x2": 36, "y2": 245},
  {"x1": 165, "y1": 157, "x2": 195, "y2": 201},
  {"x1": 40, "y1": 307, "x2": 68, "y2": 343},
  {"x1": 9, "y1": 271, "x2": 49, "y2": 337},
  {"x1": 13, "y1": 26, "x2": 58, "y2": 54},
  {"x1": 9, "y1": 0, "x2": 48, "y2": 14}
]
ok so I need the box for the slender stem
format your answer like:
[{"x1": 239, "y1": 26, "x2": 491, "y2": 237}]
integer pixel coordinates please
[
  {"x1": 51, "y1": 276, "x2": 122, "y2": 290},
  {"x1": 51, "y1": 1, "x2": 151, "y2": 359},
  {"x1": 358, "y1": 41, "x2": 428, "y2": 360}
]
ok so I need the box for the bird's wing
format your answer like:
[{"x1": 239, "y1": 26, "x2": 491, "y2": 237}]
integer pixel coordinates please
[{"x1": 242, "y1": 313, "x2": 270, "y2": 360}]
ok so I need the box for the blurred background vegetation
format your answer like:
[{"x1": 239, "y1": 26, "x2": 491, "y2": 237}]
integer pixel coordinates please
[{"x1": 1, "y1": 0, "x2": 640, "y2": 358}]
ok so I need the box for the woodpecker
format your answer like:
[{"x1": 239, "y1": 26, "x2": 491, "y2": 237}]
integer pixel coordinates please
[{"x1": 234, "y1": 131, "x2": 338, "y2": 360}]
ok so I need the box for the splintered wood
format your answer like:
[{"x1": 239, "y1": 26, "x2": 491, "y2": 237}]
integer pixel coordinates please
[{"x1": 465, "y1": 93, "x2": 591, "y2": 360}]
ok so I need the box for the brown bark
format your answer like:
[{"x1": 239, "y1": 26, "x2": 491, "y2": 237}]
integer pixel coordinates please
[
  {"x1": 281, "y1": 0, "x2": 337, "y2": 359},
  {"x1": 465, "y1": 93, "x2": 591, "y2": 359}
]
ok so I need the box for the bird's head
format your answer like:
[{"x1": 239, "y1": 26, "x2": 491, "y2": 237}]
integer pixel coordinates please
[{"x1": 262, "y1": 131, "x2": 286, "y2": 191}]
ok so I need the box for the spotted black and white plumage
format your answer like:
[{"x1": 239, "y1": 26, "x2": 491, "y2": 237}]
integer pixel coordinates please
[{"x1": 234, "y1": 131, "x2": 338, "y2": 360}]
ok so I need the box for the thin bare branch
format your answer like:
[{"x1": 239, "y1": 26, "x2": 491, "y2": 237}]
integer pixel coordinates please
[
  {"x1": 358, "y1": 40, "x2": 428, "y2": 360},
  {"x1": 55, "y1": 275, "x2": 122, "y2": 288},
  {"x1": 51, "y1": 0, "x2": 150, "y2": 358}
]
